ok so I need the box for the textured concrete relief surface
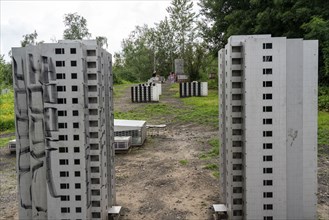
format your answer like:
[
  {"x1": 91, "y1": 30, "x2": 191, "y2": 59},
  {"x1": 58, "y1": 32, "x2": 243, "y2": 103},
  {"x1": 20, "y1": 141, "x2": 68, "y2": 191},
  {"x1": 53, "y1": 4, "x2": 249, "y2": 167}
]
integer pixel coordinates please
[{"x1": 13, "y1": 48, "x2": 59, "y2": 219}]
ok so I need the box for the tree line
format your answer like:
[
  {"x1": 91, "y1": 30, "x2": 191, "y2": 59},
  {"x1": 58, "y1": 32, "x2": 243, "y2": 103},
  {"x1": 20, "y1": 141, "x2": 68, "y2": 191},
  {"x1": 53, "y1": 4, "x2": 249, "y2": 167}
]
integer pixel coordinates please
[{"x1": 1, "y1": 0, "x2": 328, "y2": 87}]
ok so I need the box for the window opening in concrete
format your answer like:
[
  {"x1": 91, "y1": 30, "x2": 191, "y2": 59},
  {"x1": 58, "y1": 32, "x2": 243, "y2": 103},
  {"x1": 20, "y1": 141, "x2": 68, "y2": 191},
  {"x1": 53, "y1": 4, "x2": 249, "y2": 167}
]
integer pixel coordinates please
[
  {"x1": 263, "y1": 81, "x2": 272, "y2": 87},
  {"x1": 73, "y1": 110, "x2": 79, "y2": 116},
  {"x1": 57, "y1": 85, "x2": 66, "y2": 92},
  {"x1": 58, "y1": 122, "x2": 67, "y2": 129},
  {"x1": 74, "y1": 159, "x2": 80, "y2": 165},
  {"x1": 263, "y1": 93, "x2": 272, "y2": 100},
  {"x1": 73, "y1": 135, "x2": 79, "y2": 141},
  {"x1": 232, "y1": 94, "x2": 242, "y2": 100},
  {"x1": 263, "y1": 43, "x2": 273, "y2": 49},
  {"x1": 263, "y1": 56, "x2": 272, "y2": 62},
  {"x1": 232, "y1": 58, "x2": 242, "y2": 65},
  {"x1": 76, "y1": 207, "x2": 82, "y2": 213},
  {"x1": 72, "y1": 98, "x2": 78, "y2": 104},
  {"x1": 263, "y1": 155, "x2": 273, "y2": 161},
  {"x1": 72, "y1": 85, "x2": 78, "y2": 92},
  {"x1": 60, "y1": 171, "x2": 69, "y2": 177},
  {"x1": 263, "y1": 143, "x2": 273, "y2": 149},
  {"x1": 59, "y1": 147, "x2": 68, "y2": 153},
  {"x1": 56, "y1": 61, "x2": 65, "y2": 67},
  {"x1": 263, "y1": 180, "x2": 273, "y2": 186},
  {"x1": 74, "y1": 147, "x2": 80, "y2": 153},
  {"x1": 73, "y1": 122, "x2": 79, "y2": 128},
  {"x1": 87, "y1": 50, "x2": 96, "y2": 56},
  {"x1": 263, "y1": 204, "x2": 273, "y2": 210},
  {"x1": 263, "y1": 106, "x2": 272, "y2": 112},
  {"x1": 58, "y1": 110, "x2": 67, "y2": 116},
  {"x1": 263, "y1": 118, "x2": 272, "y2": 124},
  {"x1": 263, "y1": 168, "x2": 273, "y2": 174},
  {"x1": 59, "y1": 159, "x2": 68, "y2": 165},
  {"x1": 232, "y1": 106, "x2": 243, "y2": 112},
  {"x1": 263, "y1": 131, "x2": 273, "y2": 137},
  {"x1": 59, "y1": 135, "x2": 68, "y2": 141},
  {"x1": 75, "y1": 195, "x2": 81, "y2": 201},
  {"x1": 75, "y1": 183, "x2": 81, "y2": 189},
  {"x1": 61, "y1": 207, "x2": 70, "y2": 213},
  {"x1": 263, "y1": 192, "x2": 273, "y2": 198},
  {"x1": 60, "y1": 195, "x2": 70, "y2": 201},
  {"x1": 232, "y1": 82, "x2": 243, "y2": 88},
  {"x1": 60, "y1": 183, "x2": 69, "y2": 189},
  {"x1": 56, "y1": 73, "x2": 66, "y2": 79},
  {"x1": 57, "y1": 98, "x2": 67, "y2": 104},
  {"x1": 88, "y1": 73, "x2": 97, "y2": 80},
  {"x1": 70, "y1": 48, "x2": 76, "y2": 54},
  {"x1": 71, "y1": 73, "x2": 77, "y2": 79},
  {"x1": 263, "y1": 68, "x2": 272, "y2": 75},
  {"x1": 71, "y1": 60, "x2": 77, "y2": 67},
  {"x1": 87, "y1": 62, "x2": 97, "y2": 68},
  {"x1": 232, "y1": 46, "x2": 242, "y2": 52},
  {"x1": 55, "y1": 48, "x2": 65, "y2": 54},
  {"x1": 75, "y1": 171, "x2": 80, "y2": 177}
]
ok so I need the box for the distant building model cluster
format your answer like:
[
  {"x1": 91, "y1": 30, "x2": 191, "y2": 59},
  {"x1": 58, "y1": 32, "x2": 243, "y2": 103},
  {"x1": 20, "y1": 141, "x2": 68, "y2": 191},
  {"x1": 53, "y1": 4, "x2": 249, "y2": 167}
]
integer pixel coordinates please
[
  {"x1": 12, "y1": 40, "x2": 116, "y2": 220},
  {"x1": 218, "y1": 35, "x2": 318, "y2": 219}
]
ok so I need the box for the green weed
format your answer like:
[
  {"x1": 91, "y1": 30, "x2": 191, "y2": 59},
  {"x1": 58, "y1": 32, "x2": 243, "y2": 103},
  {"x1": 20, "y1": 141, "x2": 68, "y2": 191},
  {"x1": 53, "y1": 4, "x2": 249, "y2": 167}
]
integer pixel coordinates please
[
  {"x1": 179, "y1": 159, "x2": 188, "y2": 165},
  {"x1": 318, "y1": 111, "x2": 329, "y2": 156},
  {"x1": 200, "y1": 138, "x2": 219, "y2": 159},
  {"x1": 0, "y1": 136, "x2": 15, "y2": 148},
  {"x1": 203, "y1": 163, "x2": 218, "y2": 170},
  {"x1": 0, "y1": 89, "x2": 15, "y2": 132}
]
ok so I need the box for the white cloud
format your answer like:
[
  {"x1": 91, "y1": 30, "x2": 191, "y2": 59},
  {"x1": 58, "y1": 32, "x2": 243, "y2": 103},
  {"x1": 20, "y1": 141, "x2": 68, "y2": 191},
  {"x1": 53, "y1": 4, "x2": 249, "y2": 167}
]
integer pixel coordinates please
[{"x1": 0, "y1": 0, "x2": 173, "y2": 61}]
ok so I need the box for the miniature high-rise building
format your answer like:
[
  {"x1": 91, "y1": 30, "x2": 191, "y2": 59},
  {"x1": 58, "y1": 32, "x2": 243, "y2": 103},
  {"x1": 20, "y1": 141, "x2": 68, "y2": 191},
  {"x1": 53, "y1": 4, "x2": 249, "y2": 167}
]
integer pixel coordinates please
[
  {"x1": 218, "y1": 35, "x2": 318, "y2": 220},
  {"x1": 12, "y1": 40, "x2": 116, "y2": 220}
]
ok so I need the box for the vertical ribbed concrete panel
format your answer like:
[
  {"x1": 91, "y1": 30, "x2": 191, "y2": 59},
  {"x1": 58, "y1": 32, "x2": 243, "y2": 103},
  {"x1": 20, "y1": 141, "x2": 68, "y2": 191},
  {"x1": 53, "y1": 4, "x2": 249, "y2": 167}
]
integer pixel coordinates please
[
  {"x1": 218, "y1": 35, "x2": 317, "y2": 220},
  {"x1": 12, "y1": 40, "x2": 116, "y2": 220}
]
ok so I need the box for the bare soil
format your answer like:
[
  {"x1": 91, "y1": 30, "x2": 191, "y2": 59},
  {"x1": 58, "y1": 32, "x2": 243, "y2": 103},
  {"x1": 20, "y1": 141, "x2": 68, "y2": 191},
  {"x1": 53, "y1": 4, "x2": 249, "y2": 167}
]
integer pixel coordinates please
[{"x1": 0, "y1": 82, "x2": 328, "y2": 219}]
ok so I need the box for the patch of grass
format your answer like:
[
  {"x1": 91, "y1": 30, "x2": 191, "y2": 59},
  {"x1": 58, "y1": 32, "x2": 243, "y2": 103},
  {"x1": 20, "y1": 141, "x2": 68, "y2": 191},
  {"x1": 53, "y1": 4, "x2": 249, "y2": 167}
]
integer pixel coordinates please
[
  {"x1": 318, "y1": 111, "x2": 329, "y2": 156},
  {"x1": 115, "y1": 103, "x2": 173, "y2": 121},
  {"x1": 174, "y1": 87, "x2": 219, "y2": 128},
  {"x1": 212, "y1": 171, "x2": 220, "y2": 178},
  {"x1": 319, "y1": 86, "x2": 329, "y2": 112},
  {"x1": 0, "y1": 136, "x2": 15, "y2": 148},
  {"x1": 200, "y1": 138, "x2": 220, "y2": 160},
  {"x1": 0, "y1": 89, "x2": 15, "y2": 132},
  {"x1": 179, "y1": 159, "x2": 188, "y2": 165},
  {"x1": 203, "y1": 163, "x2": 218, "y2": 170},
  {"x1": 113, "y1": 82, "x2": 134, "y2": 99}
]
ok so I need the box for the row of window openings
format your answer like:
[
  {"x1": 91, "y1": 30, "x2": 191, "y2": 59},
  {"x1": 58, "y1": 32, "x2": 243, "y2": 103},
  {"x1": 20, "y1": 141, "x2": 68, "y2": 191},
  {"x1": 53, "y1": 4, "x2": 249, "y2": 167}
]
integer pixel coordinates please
[
  {"x1": 56, "y1": 61, "x2": 97, "y2": 68},
  {"x1": 231, "y1": 93, "x2": 272, "y2": 100},
  {"x1": 58, "y1": 144, "x2": 101, "y2": 153},
  {"x1": 58, "y1": 132, "x2": 98, "y2": 141},
  {"x1": 58, "y1": 109, "x2": 98, "y2": 117},
  {"x1": 57, "y1": 85, "x2": 97, "y2": 92},
  {"x1": 56, "y1": 73, "x2": 98, "y2": 80},
  {"x1": 61, "y1": 206, "x2": 100, "y2": 214},
  {"x1": 230, "y1": 43, "x2": 272, "y2": 53},
  {"x1": 231, "y1": 118, "x2": 272, "y2": 125},
  {"x1": 228, "y1": 141, "x2": 272, "y2": 150},
  {"x1": 55, "y1": 48, "x2": 97, "y2": 56},
  {"x1": 57, "y1": 97, "x2": 98, "y2": 104},
  {"x1": 225, "y1": 68, "x2": 272, "y2": 78},
  {"x1": 58, "y1": 121, "x2": 98, "y2": 129},
  {"x1": 226, "y1": 56, "x2": 272, "y2": 66}
]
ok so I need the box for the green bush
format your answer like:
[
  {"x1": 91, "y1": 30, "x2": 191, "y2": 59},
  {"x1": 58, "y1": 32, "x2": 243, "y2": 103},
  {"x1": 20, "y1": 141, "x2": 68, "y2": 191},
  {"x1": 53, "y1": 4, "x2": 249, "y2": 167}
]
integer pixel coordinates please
[
  {"x1": 0, "y1": 89, "x2": 15, "y2": 132},
  {"x1": 319, "y1": 86, "x2": 329, "y2": 112}
]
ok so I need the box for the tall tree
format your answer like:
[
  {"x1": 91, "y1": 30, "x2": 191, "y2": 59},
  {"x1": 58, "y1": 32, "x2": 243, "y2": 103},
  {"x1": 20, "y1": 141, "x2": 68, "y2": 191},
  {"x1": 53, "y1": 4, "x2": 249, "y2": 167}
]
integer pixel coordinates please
[
  {"x1": 199, "y1": 0, "x2": 329, "y2": 84},
  {"x1": 21, "y1": 30, "x2": 40, "y2": 47},
  {"x1": 96, "y1": 36, "x2": 108, "y2": 48},
  {"x1": 167, "y1": 0, "x2": 196, "y2": 58},
  {"x1": 63, "y1": 13, "x2": 91, "y2": 40},
  {"x1": 0, "y1": 55, "x2": 12, "y2": 86}
]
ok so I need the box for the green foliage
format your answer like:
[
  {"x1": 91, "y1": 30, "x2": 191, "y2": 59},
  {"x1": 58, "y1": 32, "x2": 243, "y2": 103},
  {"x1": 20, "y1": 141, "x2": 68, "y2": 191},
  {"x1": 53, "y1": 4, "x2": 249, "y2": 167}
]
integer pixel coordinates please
[
  {"x1": 199, "y1": 0, "x2": 329, "y2": 85},
  {"x1": 319, "y1": 87, "x2": 329, "y2": 112},
  {"x1": 0, "y1": 136, "x2": 16, "y2": 148},
  {"x1": 63, "y1": 13, "x2": 91, "y2": 40},
  {"x1": 318, "y1": 111, "x2": 329, "y2": 148},
  {"x1": 114, "y1": 0, "x2": 212, "y2": 82},
  {"x1": 0, "y1": 55, "x2": 12, "y2": 86},
  {"x1": 0, "y1": 89, "x2": 15, "y2": 131},
  {"x1": 21, "y1": 30, "x2": 40, "y2": 47},
  {"x1": 96, "y1": 36, "x2": 108, "y2": 48},
  {"x1": 177, "y1": 89, "x2": 219, "y2": 128},
  {"x1": 203, "y1": 163, "x2": 218, "y2": 170},
  {"x1": 200, "y1": 138, "x2": 219, "y2": 159},
  {"x1": 179, "y1": 159, "x2": 188, "y2": 165}
]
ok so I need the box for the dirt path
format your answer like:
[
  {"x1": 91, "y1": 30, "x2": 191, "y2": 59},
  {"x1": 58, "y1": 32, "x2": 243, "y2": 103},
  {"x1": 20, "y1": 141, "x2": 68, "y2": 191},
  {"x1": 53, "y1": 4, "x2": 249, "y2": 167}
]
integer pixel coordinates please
[{"x1": 115, "y1": 83, "x2": 219, "y2": 219}]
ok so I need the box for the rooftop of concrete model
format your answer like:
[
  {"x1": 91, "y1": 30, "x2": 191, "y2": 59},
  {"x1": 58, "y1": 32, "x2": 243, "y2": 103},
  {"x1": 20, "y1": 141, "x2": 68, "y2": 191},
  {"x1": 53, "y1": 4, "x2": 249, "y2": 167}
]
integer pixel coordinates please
[{"x1": 114, "y1": 119, "x2": 146, "y2": 127}]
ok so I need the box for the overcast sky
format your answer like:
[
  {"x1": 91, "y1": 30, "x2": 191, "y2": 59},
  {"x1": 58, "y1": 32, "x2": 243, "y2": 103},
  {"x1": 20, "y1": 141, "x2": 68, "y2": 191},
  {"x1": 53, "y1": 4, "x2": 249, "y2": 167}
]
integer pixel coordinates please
[{"x1": 1, "y1": 0, "x2": 199, "y2": 62}]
